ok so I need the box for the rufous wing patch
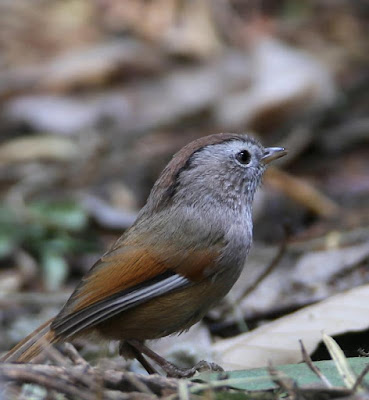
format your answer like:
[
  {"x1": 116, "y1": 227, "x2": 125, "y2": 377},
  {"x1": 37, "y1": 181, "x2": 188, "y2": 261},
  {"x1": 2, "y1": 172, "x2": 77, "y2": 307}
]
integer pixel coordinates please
[
  {"x1": 69, "y1": 241, "x2": 222, "y2": 314},
  {"x1": 72, "y1": 246, "x2": 167, "y2": 312}
]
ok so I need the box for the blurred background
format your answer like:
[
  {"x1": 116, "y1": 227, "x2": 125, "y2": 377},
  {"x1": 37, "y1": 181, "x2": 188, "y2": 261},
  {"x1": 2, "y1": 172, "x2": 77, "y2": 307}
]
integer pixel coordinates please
[{"x1": 0, "y1": 0, "x2": 368, "y2": 371}]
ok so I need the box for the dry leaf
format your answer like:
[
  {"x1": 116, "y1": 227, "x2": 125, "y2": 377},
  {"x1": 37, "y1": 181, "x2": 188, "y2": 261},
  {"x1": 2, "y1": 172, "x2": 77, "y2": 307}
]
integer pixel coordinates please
[
  {"x1": 0, "y1": 135, "x2": 79, "y2": 165},
  {"x1": 216, "y1": 37, "x2": 336, "y2": 129},
  {"x1": 293, "y1": 242, "x2": 369, "y2": 286},
  {"x1": 213, "y1": 284, "x2": 369, "y2": 370}
]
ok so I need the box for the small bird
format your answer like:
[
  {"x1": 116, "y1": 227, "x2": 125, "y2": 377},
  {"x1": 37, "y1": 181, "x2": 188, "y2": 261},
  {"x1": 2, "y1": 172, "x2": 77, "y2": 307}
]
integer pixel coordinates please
[{"x1": 1, "y1": 133, "x2": 286, "y2": 377}]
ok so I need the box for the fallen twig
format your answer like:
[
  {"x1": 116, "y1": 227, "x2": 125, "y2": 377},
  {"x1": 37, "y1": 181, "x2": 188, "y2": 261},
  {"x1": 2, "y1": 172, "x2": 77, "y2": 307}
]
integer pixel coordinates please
[
  {"x1": 352, "y1": 364, "x2": 369, "y2": 392},
  {"x1": 300, "y1": 340, "x2": 332, "y2": 388},
  {"x1": 238, "y1": 228, "x2": 289, "y2": 302},
  {"x1": 265, "y1": 167, "x2": 340, "y2": 217},
  {"x1": 0, "y1": 362, "x2": 179, "y2": 399}
]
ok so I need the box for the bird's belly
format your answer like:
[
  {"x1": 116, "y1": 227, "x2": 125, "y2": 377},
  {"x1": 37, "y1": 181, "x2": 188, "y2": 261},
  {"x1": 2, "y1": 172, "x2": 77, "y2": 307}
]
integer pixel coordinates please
[{"x1": 95, "y1": 274, "x2": 237, "y2": 341}]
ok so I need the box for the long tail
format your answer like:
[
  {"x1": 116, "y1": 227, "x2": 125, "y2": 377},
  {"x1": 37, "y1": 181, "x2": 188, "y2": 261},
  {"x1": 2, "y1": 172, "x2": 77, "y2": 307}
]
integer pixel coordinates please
[{"x1": 0, "y1": 318, "x2": 59, "y2": 363}]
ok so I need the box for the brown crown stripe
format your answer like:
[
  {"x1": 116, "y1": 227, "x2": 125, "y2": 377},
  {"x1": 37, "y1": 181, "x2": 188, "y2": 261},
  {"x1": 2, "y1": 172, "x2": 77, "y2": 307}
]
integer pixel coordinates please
[{"x1": 158, "y1": 133, "x2": 258, "y2": 188}]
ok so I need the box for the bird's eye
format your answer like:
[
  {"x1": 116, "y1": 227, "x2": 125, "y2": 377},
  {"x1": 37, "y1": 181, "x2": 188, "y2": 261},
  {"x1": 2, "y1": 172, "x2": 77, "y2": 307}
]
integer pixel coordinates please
[{"x1": 235, "y1": 150, "x2": 251, "y2": 165}]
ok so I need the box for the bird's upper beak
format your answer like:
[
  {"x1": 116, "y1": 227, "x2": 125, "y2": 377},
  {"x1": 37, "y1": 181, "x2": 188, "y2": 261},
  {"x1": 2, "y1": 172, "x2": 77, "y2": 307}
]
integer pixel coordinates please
[{"x1": 261, "y1": 147, "x2": 288, "y2": 164}]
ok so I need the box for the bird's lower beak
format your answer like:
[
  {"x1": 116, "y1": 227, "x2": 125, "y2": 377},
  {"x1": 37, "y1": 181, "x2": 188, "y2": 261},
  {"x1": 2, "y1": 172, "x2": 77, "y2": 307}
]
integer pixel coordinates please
[{"x1": 261, "y1": 147, "x2": 288, "y2": 164}]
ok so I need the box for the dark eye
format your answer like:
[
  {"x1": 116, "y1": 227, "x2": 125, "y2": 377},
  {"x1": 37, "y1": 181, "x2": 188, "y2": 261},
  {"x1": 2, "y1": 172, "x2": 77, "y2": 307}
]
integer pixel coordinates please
[{"x1": 236, "y1": 150, "x2": 251, "y2": 165}]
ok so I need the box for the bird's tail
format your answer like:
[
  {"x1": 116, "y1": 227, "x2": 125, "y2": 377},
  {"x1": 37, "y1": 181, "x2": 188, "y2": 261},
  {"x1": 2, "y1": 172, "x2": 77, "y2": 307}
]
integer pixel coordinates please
[{"x1": 0, "y1": 318, "x2": 58, "y2": 363}]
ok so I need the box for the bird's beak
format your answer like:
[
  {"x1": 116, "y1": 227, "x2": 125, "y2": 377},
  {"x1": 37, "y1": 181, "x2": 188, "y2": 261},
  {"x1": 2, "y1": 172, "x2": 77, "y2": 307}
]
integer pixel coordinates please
[{"x1": 261, "y1": 147, "x2": 287, "y2": 164}]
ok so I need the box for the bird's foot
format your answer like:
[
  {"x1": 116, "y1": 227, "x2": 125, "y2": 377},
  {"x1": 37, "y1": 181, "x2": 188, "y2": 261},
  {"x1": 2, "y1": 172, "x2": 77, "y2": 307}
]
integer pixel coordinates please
[
  {"x1": 164, "y1": 360, "x2": 224, "y2": 378},
  {"x1": 125, "y1": 340, "x2": 223, "y2": 378}
]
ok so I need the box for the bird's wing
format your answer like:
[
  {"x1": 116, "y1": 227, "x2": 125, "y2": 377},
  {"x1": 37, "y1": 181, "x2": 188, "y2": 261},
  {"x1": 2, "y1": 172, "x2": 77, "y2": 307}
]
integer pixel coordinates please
[{"x1": 51, "y1": 237, "x2": 222, "y2": 338}]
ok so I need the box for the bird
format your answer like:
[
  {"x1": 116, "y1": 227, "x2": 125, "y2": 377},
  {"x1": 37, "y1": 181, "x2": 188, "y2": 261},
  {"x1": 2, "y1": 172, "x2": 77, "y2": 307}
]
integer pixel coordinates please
[{"x1": 1, "y1": 133, "x2": 287, "y2": 377}]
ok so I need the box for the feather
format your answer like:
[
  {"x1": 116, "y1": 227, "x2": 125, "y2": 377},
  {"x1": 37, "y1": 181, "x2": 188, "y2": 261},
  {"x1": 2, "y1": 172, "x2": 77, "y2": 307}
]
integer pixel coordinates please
[{"x1": 51, "y1": 271, "x2": 190, "y2": 337}]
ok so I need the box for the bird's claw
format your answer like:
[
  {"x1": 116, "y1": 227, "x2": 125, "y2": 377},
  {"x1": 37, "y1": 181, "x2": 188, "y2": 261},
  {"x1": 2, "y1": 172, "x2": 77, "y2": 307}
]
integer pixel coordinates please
[{"x1": 166, "y1": 360, "x2": 224, "y2": 378}]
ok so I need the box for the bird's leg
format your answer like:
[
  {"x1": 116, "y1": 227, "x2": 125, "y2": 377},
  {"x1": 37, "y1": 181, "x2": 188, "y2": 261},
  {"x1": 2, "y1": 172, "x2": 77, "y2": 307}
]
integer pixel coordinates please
[
  {"x1": 127, "y1": 339, "x2": 224, "y2": 378},
  {"x1": 119, "y1": 341, "x2": 158, "y2": 375}
]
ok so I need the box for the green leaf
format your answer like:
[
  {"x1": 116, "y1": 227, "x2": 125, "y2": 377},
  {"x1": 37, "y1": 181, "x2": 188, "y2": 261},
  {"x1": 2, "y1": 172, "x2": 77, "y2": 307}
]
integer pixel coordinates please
[
  {"x1": 28, "y1": 201, "x2": 88, "y2": 231},
  {"x1": 0, "y1": 206, "x2": 24, "y2": 256},
  {"x1": 195, "y1": 357, "x2": 369, "y2": 391},
  {"x1": 41, "y1": 250, "x2": 69, "y2": 291},
  {"x1": 0, "y1": 234, "x2": 16, "y2": 257}
]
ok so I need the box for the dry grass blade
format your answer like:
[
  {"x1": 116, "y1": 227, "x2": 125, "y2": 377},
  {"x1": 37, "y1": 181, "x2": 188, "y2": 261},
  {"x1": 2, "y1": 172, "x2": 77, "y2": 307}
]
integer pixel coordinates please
[{"x1": 323, "y1": 333, "x2": 357, "y2": 390}]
